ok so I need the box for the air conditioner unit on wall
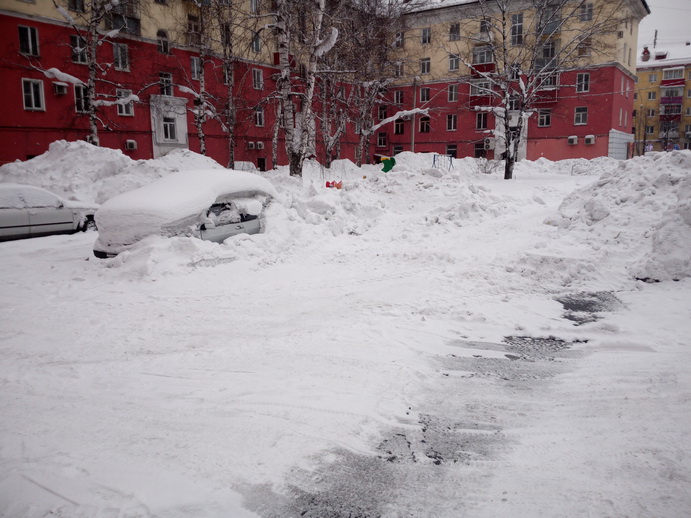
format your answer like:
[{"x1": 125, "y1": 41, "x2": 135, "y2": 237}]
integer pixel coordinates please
[
  {"x1": 584, "y1": 135, "x2": 595, "y2": 145},
  {"x1": 248, "y1": 142, "x2": 255, "y2": 149},
  {"x1": 256, "y1": 141, "x2": 265, "y2": 150},
  {"x1": 53, "y1": 82, "x2": 68, "y2": 95},
  {"x1": 567, "y1": 136, "x2": 578, "y2": 145},
  {"x1": 125, "y1": 139, "x2": 137, "y2": 150},
  {"x1": 483, "y1": 137, "x2": 495, "y2": 150}
]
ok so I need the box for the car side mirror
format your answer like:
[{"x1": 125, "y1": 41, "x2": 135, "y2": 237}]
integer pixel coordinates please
[{"x1": 199, "y1": 223, "x2": 206, "y2": 231}]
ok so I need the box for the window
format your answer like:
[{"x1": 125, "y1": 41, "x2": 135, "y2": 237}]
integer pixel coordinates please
[
  {"x1": 647, "y1": 91, "x2": 656, "y2": 100},
  {"x1": 71, "y1": 35, "x2": 87, "y2": 64},
  {"x1": 188, "y1": 15, "x2": 200, "y2": 45},
  {"x1": 394, "y1": 62, "x2": 403, "y2": 77},
  {"x1": 660, "y1": 104, "x2": 682, "y2": 115},
  {"x1": 113, "y1": 43, "x2": 129, "y2": 71},
  {"x1": 687, "y1": 107, "x2": 691, "y2": 116},
  {"x1": 377, "y1": 132, "x2": 387, "y2": 147},
  {"x1": 688, "y1": 89, "x2": 691, "y2": 98},
  {"x1": 470, "y1": 79, "x2": 491, "y2": 96},
  {"x1": 449, "y1": 23, "x2": 460, "y2": 41},
  {"x1": 163, "y1": 116, "x2": 177, "y2": 141},
  {"x1": 68, "y1": 0, "x2": 84, "y2": 11},
  {"x1": 18, "y1": 26, "x2": 39, "y2": 57},
  {"x1": 662, "y1": 87, "x2": 682, "y2": 97},
  {"x1": 116, "y1": 88, "x2": 134, "y2": 116},
  {"x1": 480, "y1": 18, "x2": 490, "y2": 33},
  {"x1": 473, "y1": 46, "x2": 492, "y2": 64},
  {"x1": 511, "y1": 13, "x2": 523, "y2": 45},
  {"x1": 508, "y1": 97, "x2": 520, "y2": 111},
  {"x1": 107, "y1": 2, "x2": 140, "y2": 36},
  {"x1": 75, "y1": 84, "x2": 89, "y2": 113},
  {"x1": 447, "y1": 85, "x2": 458, "y2": 102},
  {"x1": 645, "y1": 125, "x2": 654, "y2": 135},
  {"x1": 254, "y1": 106, "x2": 264, "y2": 127},
  {"x1": 685, "y1": 124, "x2": 691, "y2": 133},
  {"x1": 421, "y1": 28, "x2": 431, "y2": 45},
  {"x1": 157, "y1": 30, "x2": 169, "y2": 54},
  {"x1": 540, "y1": 39, "x2": 558, "y2": 68},
  {"x1": 580, "y1": 3, "x2": 593, "y2": 22},
  {"x1": 577, "y1": 37, "x2": 592, "y2": 57},
  {"x1": 649, "y1": 73, "x2": 657, "y2": 82},
  {"x1": 378, "y1": 105, "x2": 387, "y2": 120},
  {"x1": 394, "y1": 119, "x2": 404, "y2": 135},
  {"x1": 252, "y1": 68, "x2": 263, "y2": 89},
  {"x1": 251, "y1": 32, "x2": 261, "y2": 53},
  {"x1": 474, "y1": 143, "x2": 486, "y2": 158},
  {"x1": 663, "y1": 68, "x2": 683, "y2": 80},
  {"x1": 191, "y1": 56, "x2": 201, "y2": 80},
  {"x1": 394, "y1": 90, "x2": 403, "y2": 105},
  {"x1": 448, "y1": 84, "x2": 458, "y2": 102},
  {"x1": 538, "y1": 109, "x2": 551, "y2": 127},
  {"x1": 574, "y1": 106, "x2": 588, "y2": 125},
  {"x1": 419, "y1": 116, "x2": 430, "y2": 133},
  {"x1": 476, "y1": 112, "x2": 488, "y2": 130},
  {"x1": 159, "y1": 72, "x2": 173, "y2": 96},
  {"x1": 22, "y1": 79, "x2": 44, "y2": 111},
  {"x1": 449, "y1": 54, "x2": 460, "y2": 71},
  {"x1": 420, "y1": 87, "x2": 430, "y2": 102},
  {"x1": 420, "y1": 58, "x2": 430, "y2": 75},
  {"x1": 576, "y1": 73, "x2": 590, "y2": 92},
  {"x1": 647, "y1": 108, "x2": 655, "y2": 117},
  {"x1": 250, "y1": 0, "x2": 259, "y2": 14},
  {"x1": 537, "y1": 74, "x2": 558, "y2": 90},
  {"x1": 447, "y1": 114, "x2": 457, "y2": 131},
  {"x1": 446, "y1": 144, "x2": 457, "y2": 158},
  {"x1": 510, "y1": 64, "x2": 520, "y2": 80},
  {"x1": 394, "y1": 32, "x2": 404, "y2": 48}
]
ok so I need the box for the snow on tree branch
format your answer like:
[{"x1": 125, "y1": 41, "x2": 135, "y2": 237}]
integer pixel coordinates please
[
  {"x1": 315, "y1": 28, "x2": 338, "y2": 57},
  {"x1": 368, "y1": 108, "x2": 429, "y2": 135},
  {"x1": 41, "y1": 68, "x2": 85, "y2": 86}
]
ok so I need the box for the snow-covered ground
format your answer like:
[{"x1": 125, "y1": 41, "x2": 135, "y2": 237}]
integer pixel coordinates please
[{"x1": 1, "y1": 143, "x2": 689, "y2": 517}]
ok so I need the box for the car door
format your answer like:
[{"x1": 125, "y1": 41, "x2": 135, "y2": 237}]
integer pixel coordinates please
[
  {"x1": 0, "y1": 187, "x2": 30, "y2": 241},
  {"x1": 21, "y1": 187, "x2": 75, "y2": 237},
  {"x1": 198, "y1": 204, "x2": 261, "y2": 243}
]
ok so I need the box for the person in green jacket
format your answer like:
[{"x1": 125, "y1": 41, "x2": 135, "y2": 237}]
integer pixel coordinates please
[{"x1": 381, "y1": 156, "x2": 396, "y2": 172}]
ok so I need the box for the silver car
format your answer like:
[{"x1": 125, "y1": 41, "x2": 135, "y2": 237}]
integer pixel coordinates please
[
  {"x1": 0, "y1": 183, "x2": 98, "y2": 242},
  {"x1": 93, "y1": 169, "x2": 278, "y2": 258}
]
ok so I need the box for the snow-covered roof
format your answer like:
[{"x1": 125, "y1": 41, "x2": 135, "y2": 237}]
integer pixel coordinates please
[{"x1": 637, "y1": 42, "x2": 691, "y2": 68}]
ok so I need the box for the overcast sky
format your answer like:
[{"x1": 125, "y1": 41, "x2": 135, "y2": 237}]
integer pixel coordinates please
[{"x1": 638, "y1": 0, "x2": 691, "y2": 49}]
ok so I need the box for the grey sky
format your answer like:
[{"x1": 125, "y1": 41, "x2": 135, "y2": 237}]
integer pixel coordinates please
[{"x1": 638, "y1": 0, "x2": 691, "y2": 49}]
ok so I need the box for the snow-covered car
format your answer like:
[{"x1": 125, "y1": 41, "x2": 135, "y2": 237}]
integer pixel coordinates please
[
  {"x1": 92, "y1": 169, "x2": 279, "y2": 259},
  {"x1": 0, "y1": 183, "x2": 98, "y2": 242}
]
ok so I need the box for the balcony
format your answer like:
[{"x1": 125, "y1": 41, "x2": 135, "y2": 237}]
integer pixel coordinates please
[
  {"x1": 659, "y1": 131, "x2": 679, "y2": 139},
  {"x1": 660, "y1": 96, "x2": 683, "y2": 105}
]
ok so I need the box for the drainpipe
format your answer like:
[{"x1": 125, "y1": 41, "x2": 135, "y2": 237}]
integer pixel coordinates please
[{"x1": 411, "y1": 76, "x2": 419, "y2": 152}]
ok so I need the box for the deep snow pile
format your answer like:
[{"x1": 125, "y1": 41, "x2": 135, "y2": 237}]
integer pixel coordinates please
[{"x1": 554, "y1": 151, "x2": 691, "y2": 282}]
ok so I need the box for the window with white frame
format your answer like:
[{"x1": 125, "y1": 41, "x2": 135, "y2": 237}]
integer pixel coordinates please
[
  {"x1": 116, "y1": 88, "x2": 134, "y2": 116},
  {"x1": 473, "y1": 46, "x2": 492, "y2": 64},
  {"x1": 470, "y1": 79, "x2": 491, "y2": 96},
  {"x1": 649, "y1": 72, "x2": 657, "y2": 82},
  {"x1": 576, "y1": 72, "x2": 590, "y2": 92},
  {"x1": 255, "y1": 105, "x2": 264, "y2": 127},
  {"x1": 113, "y1": 43, "x2": 129, "y2": 71},
  {"x1": 537, "y1": 73, "x2": 558, "y2": 90},
  {"x1": 191, "y1": 56, "x2": 201, "y2": 80},
  {"x1": 394, "y1": 119, "x2": 404, "y2": 135},
  {"x1": 447, "y1": 114, "x2": 457, "y2": 131},
  {"x1": 394, "y1": 32, "x2": 404, "y2": 48},
  {"x1": 510, "y1": 64, "x2": 520, "y2": 80},
  {"x1": 687, "y1": 107, "x2": 691, "y2": 116},
  {"x1": 508, "y1": 97, "x2": 520, "y2": 111},
  {"x1": 419, "y1": 116, "x2": 430, "y2": 133},
  {"x1": 660, "y1": 104, "x2": 682, "y2": 115},
  {"x1": 538, "y1": 109, "x2": 551, "y2": 127},
  {"x1": 448, "y1": 84, "x2": 458, "y2": 102},
  {"x1": 577, "y1": 37, "x2": 592, "y2": 56},
  {"x1": 662, "y1": 87, "x2": 682, "y2": 97},
  {"x1": 22, "y1": 78, "x2": 44, "y2": 111},
  {"x1": 663, "y1": 68, "x2": 683, "y2": 80},
  {"x1": 420, "y1": 87, "x2": 430, "y2": 102},
  {"x1": 163, "y1": 116, "x2": 177, "y2": 141},
  {"x1": 476, "y1": 112, "x2": 487, "y2": 130},
  {"x1": 645, "y1": 125, "x2": 654, "y2": 135},
  {"x1": 394, "y1": 62, "x2": 403, "y2": 77},
  {"x1": 157, "y1": 30, "x2": 170, "y2": 54},
  {"x1": 449, "y1": 54, "x2": 460, "y2": 71},
  {"x1": 377, "y1": 132, "x2": 387, "y2": 147},
  {"x1": 159, "y1": 72, "x2": 173, "y2": 96},
  {"x1": 18, "y1": 26, "x2": 39, "y2": 56},
  {"x1": 688, "y1": 89, "x2": 691, "y2": 98},
  {"x1": 378, "y1": 105, "x2": 387, "y2": 120},
  {"x1": 449, "y1": 23, "x2": 460, "y2": 41},
  {"x1": 250, "y1": 0, "x2": 259, "y2": 14},
  {"x1": 480, "y1": 18, "x2": 490, "y2": 33},
  {"x1": 647, "y1": 91, "x2": 656, "y2": 100},
  {"x1": 580, "y1": 3, "x2": 593, "y2": 21},
  {"x1": 187, "y1": 15, "x2": 200, "y2": 45},
  {"x1": 420, "y1": 58, "x2": 430, "y2": 75},
  {"x1": 647, "y1": 108, "x2": 655, "y2": 117},
  {"x1": 252, "y1": 68, "x2": 263, "y2": 90},
  {"x1": 75, "y1": 84, "x2": 89, "y2": 113},
  {"x1": 421, "y1": 27, "x2": 431, "y2": 44},
  {"x1": 71, "y1": 35, "x2": 87, "y2": 64},
  {"x1": 251, "y1": 32, "x2": 261, "y2": 53},
  {"x1": 574, "y1": 106, "x2": 588, "y2": 125},
  {"x1": 394, "y1": 90, "x2": 403, "y2": 105},
  {"x1": 511, "y1": 13, "x2": 523, "y2": 45}
]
